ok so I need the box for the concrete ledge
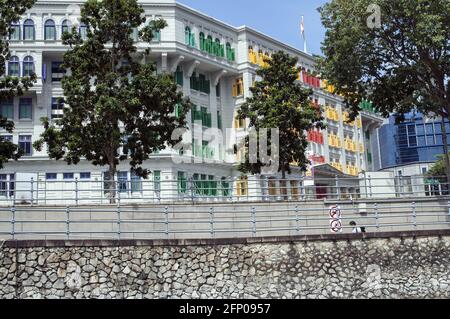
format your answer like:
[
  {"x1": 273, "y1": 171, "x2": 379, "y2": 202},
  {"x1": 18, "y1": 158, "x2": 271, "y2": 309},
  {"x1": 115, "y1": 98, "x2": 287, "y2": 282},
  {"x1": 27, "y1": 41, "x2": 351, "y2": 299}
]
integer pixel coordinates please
[{"x1": 2, "y1": 229, "x2": 450, "y2": 248}]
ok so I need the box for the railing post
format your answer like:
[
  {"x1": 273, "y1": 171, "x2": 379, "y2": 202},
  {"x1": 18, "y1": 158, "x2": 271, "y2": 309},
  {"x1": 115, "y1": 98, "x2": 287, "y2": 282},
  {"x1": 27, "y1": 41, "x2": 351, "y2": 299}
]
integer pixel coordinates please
[
  {"x1": 66, "y1": 206, "x2": 70, "y2": 239},
  {"x1": 412, "y1": 202, "x2": 417, "y2": 230},
  {"x1": 264, "y1": 176, "x2": 269, "y2": 201},
  {"x1": 368, "y1": 175, "x2": 373, "y2": 198},
  {"x1": 164, "y1": 206, "x2": 169, "y2": 239},
  {"x1": 30, "y1": 177, "x2": 34, "y2": 207},
  {"x1": 11, "y1": 205, "x2": 15, "y2": 240},
  {"x1": 75, "y1": 178, "x2": 79, "y2": 206},
  {"x1": 251, "y1": 206, "x2": 256, "y2": 237},
  {"x1": 374, "y1": 203, "x2": 379, "y2": 231},
  {"x1": 117, "y1": 181, "x2": 121, "y2": 206},
  {"x1": 295, "y1": 205, "x2": 300, "y2": 234},
  {"x1": 335, "y1": 175, "x2": 341, "y2": 201},
  {"x1": 117, "y1": 202, "x2": 121, "y2": 240},
  {"x1": 209, "y1": 206, "x2": 215, "y2": 238},
  {"x1": 448, "y1": 201, "x2": 450, "y2": 217},
  {"x1": 187, "y1": 176, "x2": 193, "y2": 204}
]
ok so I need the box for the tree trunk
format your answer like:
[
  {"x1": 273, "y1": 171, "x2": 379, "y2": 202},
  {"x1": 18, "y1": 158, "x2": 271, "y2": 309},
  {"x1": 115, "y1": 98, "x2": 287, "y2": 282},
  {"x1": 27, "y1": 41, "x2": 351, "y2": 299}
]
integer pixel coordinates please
[
  {"x1": 107, "y1": 164, "x2": 117, "y2": 204},
  {"x1": 281, "y1": 169, "x2": 288, "y2": 201}
]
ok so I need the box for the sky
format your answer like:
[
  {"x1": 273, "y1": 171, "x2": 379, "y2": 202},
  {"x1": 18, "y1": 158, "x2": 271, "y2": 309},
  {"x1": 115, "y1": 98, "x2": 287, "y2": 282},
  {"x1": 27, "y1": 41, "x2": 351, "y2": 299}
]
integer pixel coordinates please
[{"x1": 178, "y1": 0, "x2": 329, "y2": 56}]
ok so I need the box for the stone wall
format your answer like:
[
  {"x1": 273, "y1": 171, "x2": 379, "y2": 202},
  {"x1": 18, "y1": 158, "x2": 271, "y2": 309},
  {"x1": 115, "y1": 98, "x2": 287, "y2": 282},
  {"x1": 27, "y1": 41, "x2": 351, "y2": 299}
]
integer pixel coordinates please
[{"x1": 0, "y1": 232, "x2": 449, "y2": 299}]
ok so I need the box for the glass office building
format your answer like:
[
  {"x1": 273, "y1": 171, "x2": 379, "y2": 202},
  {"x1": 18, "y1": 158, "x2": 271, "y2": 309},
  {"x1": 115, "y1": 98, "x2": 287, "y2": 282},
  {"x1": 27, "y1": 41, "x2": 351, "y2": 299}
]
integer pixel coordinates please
[{"x1": 378, "y1": 112, "x2": 450, "y2": 170}]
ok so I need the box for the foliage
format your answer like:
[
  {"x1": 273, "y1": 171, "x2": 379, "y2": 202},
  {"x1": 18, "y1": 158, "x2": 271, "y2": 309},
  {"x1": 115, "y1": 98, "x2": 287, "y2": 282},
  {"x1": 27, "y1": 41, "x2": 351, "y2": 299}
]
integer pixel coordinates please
[
  {"x1": 237, "y1": 51, "x2": 324, "y2": 178},
  {"x1": 34, "y1": 0, "x2": 191, "y2": 189},
  {"x1": 317, "y1": 0, "x2": 449, "y2": 120}
]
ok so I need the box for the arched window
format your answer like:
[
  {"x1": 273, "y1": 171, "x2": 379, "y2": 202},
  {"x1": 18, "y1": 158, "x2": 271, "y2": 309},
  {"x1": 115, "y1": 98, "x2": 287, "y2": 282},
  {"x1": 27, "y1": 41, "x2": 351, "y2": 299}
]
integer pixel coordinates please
[
  {"x1": 199, "y1": 32, "x2": 205, "y2": 51},
  {"x1": 226, "y1": 42, "x2": 235, "y2": 62},
  {"x1": 79, "y1": 23, "x2": 87, "y2": 40},
  {"x1": 206, "y1": 35, "x2": 213, "y2": 54},
  {"x1": 23, "y1": 19, "x2": 35, "y2": 40},
  {"x1": 214, "y1": 38, "x2": 221, "y2": 56},
  {"x1": 8, "y1": 56, "x2": 20, "y2": 76},
  {"x1": 23, "y1": 56, "x2": 34, "y2": 76},
  {"x1": 10, "y1": 21, "x2": 20, "y2": 41},
  {"x1": 61, "y1": 19, "x2": 71, "y2": 35},
  {"x1": 185, "y1": 27, "x2": 191, "y2": 45},
  {"x1": 44, "y1": 19, "x2": 56, "y2": 40}
]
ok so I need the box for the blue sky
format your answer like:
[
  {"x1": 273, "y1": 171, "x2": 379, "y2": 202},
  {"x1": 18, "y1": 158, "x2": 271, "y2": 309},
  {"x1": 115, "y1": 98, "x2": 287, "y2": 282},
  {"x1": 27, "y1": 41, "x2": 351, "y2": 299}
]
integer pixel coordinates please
[{"x1": 178, "y1": 0, "x2": 329, "y2": 56}]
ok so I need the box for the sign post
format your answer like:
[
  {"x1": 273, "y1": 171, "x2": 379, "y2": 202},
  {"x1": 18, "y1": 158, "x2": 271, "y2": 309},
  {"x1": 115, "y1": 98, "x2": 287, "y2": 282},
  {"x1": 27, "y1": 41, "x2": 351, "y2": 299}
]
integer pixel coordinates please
[{"x1": 329, "y1": 205, "x2": 342, "y2": 233}]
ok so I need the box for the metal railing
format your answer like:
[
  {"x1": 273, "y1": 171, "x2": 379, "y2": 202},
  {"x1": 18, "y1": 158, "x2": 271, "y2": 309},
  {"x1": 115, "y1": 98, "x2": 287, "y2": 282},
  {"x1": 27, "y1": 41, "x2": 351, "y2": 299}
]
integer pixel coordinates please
[
  {"x1": 0, "y1": 199, "x2": 449, "y2": 240},
  {"x1": 0, "y1": 175, "x2": 448, "y2": 206}
]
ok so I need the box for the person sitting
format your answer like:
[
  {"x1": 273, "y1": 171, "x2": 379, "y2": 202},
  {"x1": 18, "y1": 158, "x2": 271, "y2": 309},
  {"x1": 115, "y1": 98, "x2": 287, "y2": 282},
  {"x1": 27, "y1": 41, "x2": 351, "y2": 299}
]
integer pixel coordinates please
[{"x1": 349, "y1": 221, "x2": 366, "y2": 233}]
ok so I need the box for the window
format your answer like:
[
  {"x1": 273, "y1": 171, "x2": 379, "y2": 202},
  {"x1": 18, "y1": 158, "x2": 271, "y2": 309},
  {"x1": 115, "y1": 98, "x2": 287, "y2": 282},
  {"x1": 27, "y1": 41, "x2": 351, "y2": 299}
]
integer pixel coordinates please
[
  {"x1": 226, "y1": 42, "x2": 235, "y2": 62},
  {"x1": 79, "y1": 23, "x2": 87, "y2": 40},
  {"x1": 44, "y1": 19, "x2": 56, "y2": 40},
  {"x1": 10, "y1": 21, "x2": 20, "y2": 40},
  {"x1": 23, "y1": 56, "x2": 34, "y2": 77},
  {"x1": 0, "y1": 174, "x2": 15, "y2": 198},
  {"x1": 206, "y1": 35, "x2": 213, "y2": 54},
  {"x1": 118, "y1": 171, "x2": 128, "y2": 193},
  {"x1": 200, "y1": 174, "x2": 207, "y2": 195},
  {"x1": 216, "y1": 81, "x2": 221, "y2": 97},
  {"x1": 178, "y1": 171, "x2": 187, "y2": 194},
  {"x1": 234, "y1": 115, "x2": 246, "y2": 129},
  {"x1": 232, "y1": 78, "x2": 243, "y2": 97},
  {"x1": 19, "y1": 135, "x2": 32, "y2": 156},
  {"x1": 185, "y1": 27, "x2": 195, "y2": 47},
  {"x1": 153, "y1": 171, "x2": 161, "y2": 192},
  {"x1": 23, "y1": 19, "x2": 35, "y2": 40},
  {"x1": 1, "y1": 135, "x2": 13, "y2": 143},
  {"x1": 0, "y1": 99, "x2": 14, "y2": 119},
  {"x1": 131, "y1": 171, "x2": 142, "y2": 193},
  {"x1": 8, "y1": 56, "x2": 20, "y2": 76},
  {"x1": 0, "y1": 174, "x2": 7, "y2": 197},
  {"x1": 217, "y1": 111, "x2": 222, "y2": 130},
  {"x1": 63, "y1": 173, "x2": 74, "y2": 180},
  {"x1": 51, "y1": 62, "x2": 65, "y2": 82},
  {"x1": 80, "y1": 172, "x2": 91, "y2": 179},
  {"x1": 19, "y1": 98, "x2": 32, "y2": 120},
  {"x1": 221, "y1": 177, "x2": 230, "y2": 197},
  {"x1": 174, "y1": 66, "x2": 183, "y2": 86},
  {"x1": 199, "y1": 32, "x2": 205, "y2": 51},
  {"x1": 152, "y1": 29, "x2": 161, "y2": 42},
  {"x1": 190, "y1": 72, "x2": 210, "y2": 94},
  {"x1": 46, "y1": 173, "x2": 57, "y2": 180},
  {"x1": 61, "y1": 19, "x2": 71, "y2": 35},
  {"x1": 51, "y1": 97, "x2": 64, "y2": 119},
  {"x1": 236, "y1": 176, "x2": 248, "y2": 196},
  {"x1": 208, "y1": 175, "x2": 217, "y2": 196}
]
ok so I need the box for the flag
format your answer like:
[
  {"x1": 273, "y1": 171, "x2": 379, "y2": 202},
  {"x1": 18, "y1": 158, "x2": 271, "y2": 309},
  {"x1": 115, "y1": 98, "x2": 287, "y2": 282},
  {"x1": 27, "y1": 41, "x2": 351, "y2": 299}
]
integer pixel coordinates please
[{"x1": 300, "y1": 16, "x2": 305, "y2": 38}]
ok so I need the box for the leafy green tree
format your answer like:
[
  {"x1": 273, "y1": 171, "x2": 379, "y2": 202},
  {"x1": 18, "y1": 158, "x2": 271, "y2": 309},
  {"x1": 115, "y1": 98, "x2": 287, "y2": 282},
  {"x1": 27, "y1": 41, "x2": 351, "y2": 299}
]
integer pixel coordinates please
[
  {"x1": 0, "y1": 0, "x2": 36, "y2": 169},
  {"x1": 34, "y1": 0, "x2": 190, "y2": 200},
  {"x1": 426, "y1": 153, "x2": 448, "y2": 179},
  {"x1": 317, "y1": 0, "x2": 450, "y2": 178},
  {"x1": 237, "y1": 51, "x2": 324, "y2": 179}
]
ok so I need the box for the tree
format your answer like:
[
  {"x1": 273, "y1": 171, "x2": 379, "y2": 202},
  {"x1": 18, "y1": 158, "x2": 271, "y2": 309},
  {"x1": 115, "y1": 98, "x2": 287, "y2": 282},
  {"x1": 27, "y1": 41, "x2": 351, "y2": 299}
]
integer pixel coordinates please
[
  {"x1": 317, "y1": 0, "x2": 450, "y2": 178},
  {"x1": 427, "y1": 154, "x2": 446, "y2": 178},
  {"x1": 0, "y1": 0, "x2": 36, "y2": 169},
  {"x1": 237, "y1": 51, "x2": 324, "y2": 180},
  {"x1": 34, "y1": 0, "x2": 190, "y2": 201}
]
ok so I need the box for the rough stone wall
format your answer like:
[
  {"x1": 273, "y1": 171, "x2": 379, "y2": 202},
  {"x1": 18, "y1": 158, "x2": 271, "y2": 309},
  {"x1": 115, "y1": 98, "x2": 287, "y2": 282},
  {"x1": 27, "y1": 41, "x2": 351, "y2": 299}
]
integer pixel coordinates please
[{"x1": 0, "y1": 236, "x2": 449, "y2": 299}]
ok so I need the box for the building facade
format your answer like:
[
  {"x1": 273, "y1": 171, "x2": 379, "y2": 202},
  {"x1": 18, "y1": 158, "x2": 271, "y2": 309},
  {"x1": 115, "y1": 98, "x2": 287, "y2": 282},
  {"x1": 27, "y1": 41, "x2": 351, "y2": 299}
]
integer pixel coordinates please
[
  {"x1": 376, "y1": 113, "x2": 449, "y2": 176},
  {"x1": 0, "y1": 0, "x2": 383, "y2": 204}
]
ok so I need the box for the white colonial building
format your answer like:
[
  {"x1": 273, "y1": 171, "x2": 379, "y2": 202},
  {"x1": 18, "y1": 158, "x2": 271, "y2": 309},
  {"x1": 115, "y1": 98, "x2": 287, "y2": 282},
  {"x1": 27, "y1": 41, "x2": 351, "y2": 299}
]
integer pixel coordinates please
[{"x1": 0, "y1": 0, "x2": 383, "y2": 205}]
